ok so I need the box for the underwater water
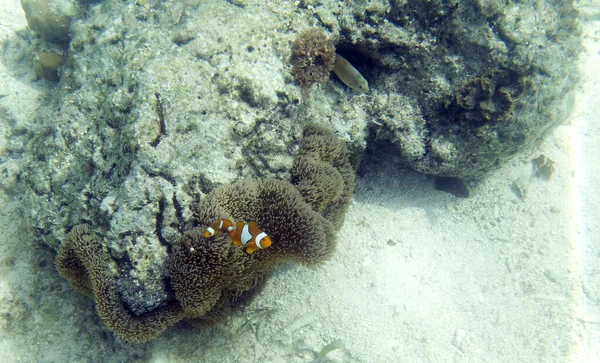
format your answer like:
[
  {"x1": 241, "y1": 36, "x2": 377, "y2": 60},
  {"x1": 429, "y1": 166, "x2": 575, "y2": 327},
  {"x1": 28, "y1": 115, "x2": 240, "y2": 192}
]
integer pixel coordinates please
[{"x1": 0, "y1": 0, "x2": 599, "y2": 362}]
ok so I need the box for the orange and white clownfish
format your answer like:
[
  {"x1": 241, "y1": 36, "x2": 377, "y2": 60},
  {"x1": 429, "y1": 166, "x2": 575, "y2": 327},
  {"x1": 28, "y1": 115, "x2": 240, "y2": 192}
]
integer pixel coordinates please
[
  {"x1": 231, "y1": 221, "x2": 272, "y2": 255},
  {"x1": 203, "y1": 219, "x2": 272, "y2": 255},
  {"x1": 203, "y1": 219, "x2": 234, "y2": 239}
]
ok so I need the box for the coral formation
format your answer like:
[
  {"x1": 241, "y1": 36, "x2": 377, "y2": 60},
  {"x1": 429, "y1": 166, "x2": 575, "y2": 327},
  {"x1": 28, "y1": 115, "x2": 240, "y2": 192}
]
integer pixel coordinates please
[
  {"x1": 532, "y1": 155, "x2": 556, "y2": 180},
  {"x1": 55, "y1": 125, "x2": 354, "y2": 343},
  {"x1": 56, "y1": 225, "x2": 184, "y2": 343},
  {"x1": 291, "y1": 124, "x2": 356, "y2": 230},
  {"x1": 443, "y1": 70, "x2": 527, "y2": 126},
  {"x1": 194, "y1": 179, "x2": 338, "y2": 266},
  {"x1": 169, "y1": 230, "x2": 245, "y2": 319},
  {"x1": 21, "y1": 0, "x2": 74, "y2": 44},
  {"x1": 290, "y1": 28, "x2": 336, "y2": 97},
  {"x1": 33, "y1": 51, "x2": 65, "y2": 81},
  {"x1": 19, "y1": 1, "x2": 580, "y2": 265},
  {"x1": 354, "y1": 1, "x2": 578, "y2": 179},
  {"x1": 55, "y1": 224, "x2": 98, "y2": 296}
]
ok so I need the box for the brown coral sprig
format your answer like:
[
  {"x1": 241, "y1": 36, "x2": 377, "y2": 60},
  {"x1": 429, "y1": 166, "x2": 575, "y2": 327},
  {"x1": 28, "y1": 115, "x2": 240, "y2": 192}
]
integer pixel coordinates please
[{"x1": 290, "y1": 28, "x2": 336, "y2": 97}]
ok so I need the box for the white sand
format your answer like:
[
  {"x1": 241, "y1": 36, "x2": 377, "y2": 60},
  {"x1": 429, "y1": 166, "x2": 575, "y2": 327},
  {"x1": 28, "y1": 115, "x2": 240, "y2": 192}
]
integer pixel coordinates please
[{"x1": 0, "y1": 1, "x2": 598, "y2": 361}]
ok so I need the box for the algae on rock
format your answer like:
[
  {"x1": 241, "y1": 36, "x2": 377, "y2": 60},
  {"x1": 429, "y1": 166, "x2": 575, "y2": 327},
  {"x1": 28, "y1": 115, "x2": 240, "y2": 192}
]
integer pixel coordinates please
[{"x1": 349, "y1": 0, "x2": 580, "y2": 178}]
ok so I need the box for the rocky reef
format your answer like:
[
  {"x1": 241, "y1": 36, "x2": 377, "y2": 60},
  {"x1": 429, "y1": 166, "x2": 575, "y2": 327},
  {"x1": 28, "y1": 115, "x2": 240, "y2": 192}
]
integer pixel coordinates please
[
  {"x1": 356, "y1": 1, "x2": 579, "y2": 178},
  {"x1": 2, "y1": 0, "x2": 580, "y2": 343}
]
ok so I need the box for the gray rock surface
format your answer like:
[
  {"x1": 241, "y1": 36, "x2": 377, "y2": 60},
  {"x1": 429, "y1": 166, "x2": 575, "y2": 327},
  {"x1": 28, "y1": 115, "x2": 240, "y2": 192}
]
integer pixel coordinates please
[
  {"x1": 7, "y1": 0, "x2": 579, "y2": 314},
  {"x1": 338, "y1": 0, "x2": 579, "y2": 178}
]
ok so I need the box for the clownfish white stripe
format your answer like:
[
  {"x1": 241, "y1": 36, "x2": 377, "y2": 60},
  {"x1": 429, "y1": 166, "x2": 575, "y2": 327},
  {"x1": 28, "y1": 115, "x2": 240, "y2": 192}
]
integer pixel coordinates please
[
  {"x1": 255, "y1": 232, "x2": 268, "y2": 248},
  {"x1": 206, "y1": 227, "x2": 215, "y2": 236},
  {"x1": 240, "y1": 224, "x2": 253, "y2": 246}
]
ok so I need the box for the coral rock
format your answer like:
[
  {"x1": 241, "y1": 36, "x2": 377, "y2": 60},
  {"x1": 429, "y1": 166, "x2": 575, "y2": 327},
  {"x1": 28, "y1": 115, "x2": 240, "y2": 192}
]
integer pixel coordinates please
[
  {"x1": 34, "y1": 51, "x2": 65, "y2": 81},
  {"x1": 21, "y1": 0, "x2": 73, "y2": 44}
]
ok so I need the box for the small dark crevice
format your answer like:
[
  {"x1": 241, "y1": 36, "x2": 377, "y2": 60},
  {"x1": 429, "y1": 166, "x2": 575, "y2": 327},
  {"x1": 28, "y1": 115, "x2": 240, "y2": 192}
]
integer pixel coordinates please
[
  {"x1": 434, "y1": 176, "x2": 470, "y2": 198},
  {"x1": 150, "y1": 92, "x2": 167, "y2": 147},
  {"x1": 226, "y1": 0, "x2": 246, "y2": 8},
  {"x1": 240, "y1": 147, "x2": 267, "y2": 177},
  {"x1": 172, "y1": 192, "x2": 185, "y2": 234},
  {"x1": 142, "y1": 165, "x2": 177, "y2": 186},
  {"x1": 148, "y1": 171, "x2": 177, "y2": 186},
  {"x1": 172, "y1": 35, "x2": 195, "y2": 46},
  {"x1": 155, "y1": 196, "x2": 169, "y2": 247},
  {"x1": 82, "y1": 188, "x2": 94, "y2": 223}
]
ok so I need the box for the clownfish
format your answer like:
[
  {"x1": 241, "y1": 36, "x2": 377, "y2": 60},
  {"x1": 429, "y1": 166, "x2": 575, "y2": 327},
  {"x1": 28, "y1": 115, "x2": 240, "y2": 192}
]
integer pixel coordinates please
[
  {"x1": 203, "y1": 219, "x2": 272, "y2": 255},
  {"x1": 231, "y1": 221, "x2": 272, "y2": 255},
  {"x1": 203, "y1": 219, "x2": 234, "y2": 239}
]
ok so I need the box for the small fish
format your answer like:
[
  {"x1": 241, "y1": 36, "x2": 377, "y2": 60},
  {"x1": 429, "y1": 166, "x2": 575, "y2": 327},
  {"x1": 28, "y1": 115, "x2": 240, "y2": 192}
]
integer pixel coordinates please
[
  {"x1": 231, "y1": 221, "x2": 272, "y2": 255},
  {"x1": 332, "y1": 53, "x2": 369, "y2": 93},
  {"x1": 203, "y1": 219, "x2": 234, "y2": 239}
]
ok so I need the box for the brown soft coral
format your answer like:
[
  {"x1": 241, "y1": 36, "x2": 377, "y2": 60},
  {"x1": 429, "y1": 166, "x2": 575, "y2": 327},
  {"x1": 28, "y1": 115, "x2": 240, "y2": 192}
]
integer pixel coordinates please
[
  {"x1": 194, "y1": 178, "x2": 338, "y2": 265},
  {"x1": 55, "y1": 125, "x2": 355, "y2": 343},
  {"x1": 169, "y1": 229, "x2": 253, "y2": 319},
  {"x1": 172, "y1": 178, "x2": 338, "y2": 320},
  {"x1": 444, "y1": 69, "x2": 527, "y2": 126},
  {"x1": 56, "y1": 225, "x2": 184, "y2": 343},
  {"x1": 291, "y1": 124, "x2": 356, "y2": 229},
  {"x1": 290, "y1": 28, "x2": 336, "y2": 97}
]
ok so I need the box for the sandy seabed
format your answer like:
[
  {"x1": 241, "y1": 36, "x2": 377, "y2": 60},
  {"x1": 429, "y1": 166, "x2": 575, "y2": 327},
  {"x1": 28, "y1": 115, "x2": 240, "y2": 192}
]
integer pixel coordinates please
[{"x1": 0, "y1": 1, "x2": 599, "y2": 361}]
